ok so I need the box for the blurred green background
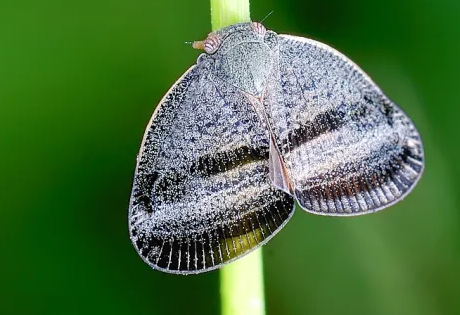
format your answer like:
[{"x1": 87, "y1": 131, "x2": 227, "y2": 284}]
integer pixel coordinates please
[{"x1": 1, "y1": 0, "x2": 459, "y2": 314}]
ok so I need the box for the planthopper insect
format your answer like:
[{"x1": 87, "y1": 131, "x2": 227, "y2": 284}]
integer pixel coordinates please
[{"x1": 128, "y1": 22, "x2": 424, "y2": 274}]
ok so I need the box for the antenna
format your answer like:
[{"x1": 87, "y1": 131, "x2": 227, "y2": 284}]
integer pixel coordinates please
[{"x1": 260, "y1": 11, "x2": 274, "y2": 24}]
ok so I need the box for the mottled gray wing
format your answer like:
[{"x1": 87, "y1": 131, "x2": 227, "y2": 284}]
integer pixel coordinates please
[
  {"x1": 263, "y1": 34, "x2": 424, "y2": 216},
  {"x1": 129, "y1": 65, "x2": 294, "y2": 274}
]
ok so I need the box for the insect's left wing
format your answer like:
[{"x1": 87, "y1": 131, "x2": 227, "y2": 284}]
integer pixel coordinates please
[
  {"x1": 263, "y1": 34, "x2": 424, "y2": 216},
  {"x1": 129, "y1": 65, "x2": 294, "y2": 274}
]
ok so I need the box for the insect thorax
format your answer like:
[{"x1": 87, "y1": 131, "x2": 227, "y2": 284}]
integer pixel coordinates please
[{"x1": 198, "y1": 23, "x2": 278, "y2": 97}]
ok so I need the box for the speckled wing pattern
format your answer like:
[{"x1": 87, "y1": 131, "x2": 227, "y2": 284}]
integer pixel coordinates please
[
  {"x1": 264, "y1": 35, "x2": 424, "y2": 215},
  {"x1": 129, "y1": 66, "x2": 295, "y2": 274}
]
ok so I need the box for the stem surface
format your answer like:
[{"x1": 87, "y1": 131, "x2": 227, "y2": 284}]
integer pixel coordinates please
[
  {"x1": 220, "y1": 249, "x2": 265, "y2": 315},
  {"x1": 210, "y1": 0, "x2": 251, "y2": 31},
  {"x1": 210, "y1": 1, "x2": 265, "y2": 315}
]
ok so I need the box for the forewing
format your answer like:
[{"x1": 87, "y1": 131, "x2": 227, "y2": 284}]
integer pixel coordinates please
[
  {"x1": 263, "y1": 34, "x2": 424, "y2": 216},
  {"x1": 129, "y1": 65, "x2": 294, "y2": 274}
]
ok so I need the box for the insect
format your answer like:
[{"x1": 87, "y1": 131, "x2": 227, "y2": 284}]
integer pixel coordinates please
[{"x1": 128, "y1": 22, "x2": 424, "y2": 274}]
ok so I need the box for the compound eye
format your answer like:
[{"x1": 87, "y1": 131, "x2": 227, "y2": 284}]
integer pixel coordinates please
[
  {"x1": 204, "y1": 34, "x2": 220, "y2": 54},
  {"x1": 250, "y1": 22, "x2": 266, "y2": 36}
]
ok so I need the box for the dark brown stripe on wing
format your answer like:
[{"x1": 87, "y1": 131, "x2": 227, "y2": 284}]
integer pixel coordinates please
[
  {"x1": 192, "y1": 146, "x2": 269, "y2": 176},
  {"x1": 281, "y1": 100, "x2": 375, "y2": 151},
  {"x1": 138, "y1": 146, "x2": 268, "y2": 206}
]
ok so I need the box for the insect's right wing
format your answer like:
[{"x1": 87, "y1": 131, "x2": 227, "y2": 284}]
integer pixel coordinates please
[
  {"x1": 263, "y1": 34, "x2": 424, "y2": 216},
  {"x1": 128, "y1": 64, "x2": 294, "y2": 274}
]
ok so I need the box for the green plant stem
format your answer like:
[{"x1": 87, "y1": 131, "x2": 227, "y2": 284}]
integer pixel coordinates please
[
  {"x1": 210, "y1": 1, "x2": 265, "y2": 315},
  {"x1": 220, "y1": 248, "x2": 265, "y2": 315},
  {"x1": 210, "y1": 0, "x2": 251, "y2": 31}
]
